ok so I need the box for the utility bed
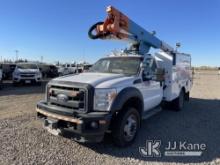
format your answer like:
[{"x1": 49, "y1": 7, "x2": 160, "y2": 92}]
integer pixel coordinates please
[{"x1": 155, "y1": 51, "x2": 192, "y2": 101}]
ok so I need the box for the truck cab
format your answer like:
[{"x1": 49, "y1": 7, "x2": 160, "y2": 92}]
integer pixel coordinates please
[{"x1": 36, "y1": 51, "x2": 191, "y2": 146}]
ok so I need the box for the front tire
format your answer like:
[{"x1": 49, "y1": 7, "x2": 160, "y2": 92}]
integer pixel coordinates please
[
  {"x1": 13, "y1": 81, "x2": 19, "y2": 86},
  {"x1": 112, "y1": 107, "x2": 140, "y2": 147},
  {"x1": 37, "y1": 82, "x2": 42, "y2": 86},
  {"x1": 0, "y1": 80, "x2": 2, "y2": 89}
]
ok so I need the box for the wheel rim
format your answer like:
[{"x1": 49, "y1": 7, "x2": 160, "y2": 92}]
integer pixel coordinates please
[{"x1": 123, "y1": 114, "x2": 137, "y2": 142}]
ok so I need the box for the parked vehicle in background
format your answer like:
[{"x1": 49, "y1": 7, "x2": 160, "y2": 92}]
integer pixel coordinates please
[
  {"x1": 82, "y1": 64, "x2": 93, "y2": 72},
  {"x1": 2, "y1": 63, "x2": 16, "y2": 80},
  {"x1": 13, "y1": 63, "x2": 42, "y2": 85},
  {"x1": 58, "y1": 64, "x2": 77, "y2": 76},
  {"x1": 38, "y1": 64, "x2": 58, "y2": 78},
  {"x1": 0, "y1": 64, "x2": 3, "y2": 88}
]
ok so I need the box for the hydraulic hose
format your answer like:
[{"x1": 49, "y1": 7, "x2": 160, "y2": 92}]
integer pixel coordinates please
[{"x1": 88, "y1": 22, "x2": 110, "y2": 39}]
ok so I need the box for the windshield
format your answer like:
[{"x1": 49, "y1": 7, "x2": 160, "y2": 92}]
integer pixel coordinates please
[
  {"x1": 90, "y1": 57, "x2": 141, "y2": 75},
  {"x1": 17, "y1": 64, "x2": 38, "y2": 69}
]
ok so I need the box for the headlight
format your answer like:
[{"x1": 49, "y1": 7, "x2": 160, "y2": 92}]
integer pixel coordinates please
[
  {"x1": 45, "y1": 84, "x2": 51, "y2": 101},
  {"x1": 94, "y1": 88, "x2": 117, "y2": 111},
  {"x1": 14, "y1": 72, "x2": 20, "y2": 77},
  {"x1": 36, "y1": 72, "x2": 42, "y2": 77}
]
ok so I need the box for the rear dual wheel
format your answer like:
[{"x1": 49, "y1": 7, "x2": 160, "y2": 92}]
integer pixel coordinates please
[{"x1": 173, "y1": 90, "x2": 185, "y2": 111}]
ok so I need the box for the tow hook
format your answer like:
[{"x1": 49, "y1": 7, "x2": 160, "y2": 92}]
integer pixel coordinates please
[{"x1": 44, "y1": 118, "x2": 62, "y2": 136}]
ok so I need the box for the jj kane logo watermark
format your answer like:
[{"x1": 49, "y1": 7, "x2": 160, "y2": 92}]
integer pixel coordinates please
[{"x1": 139, "y1": 140, "x2": 206, "y2": 157}]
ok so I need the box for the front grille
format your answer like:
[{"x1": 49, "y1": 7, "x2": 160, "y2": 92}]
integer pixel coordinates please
[
  {"x1": 48, "y1": 85, "x2": 86, "y2": 113},
  {"x1": 20, "y1": 74, "x2": 35, "y2": 78}
]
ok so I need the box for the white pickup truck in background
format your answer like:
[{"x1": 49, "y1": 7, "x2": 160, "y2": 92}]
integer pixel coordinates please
[
  {"x1": 36, "y1": 51, "x2": 192, "y2": 146},
  {"x1": 12, "y1": 63, "x2": 42, "y2": 85},
  {"x1": 58, "y1": 64, "x2": 77, "y2": 76},
  {"x1": 58, "y1": 63, "x2": 93, "y2": 76}
]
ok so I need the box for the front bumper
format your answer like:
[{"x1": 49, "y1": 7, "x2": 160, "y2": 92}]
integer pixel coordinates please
[
  {"x1": 36, "y1": 101, "x2": 112, "y2": 143},
  {"x1": 13, "y1": 76, "x2": 41, "y2": 83}
]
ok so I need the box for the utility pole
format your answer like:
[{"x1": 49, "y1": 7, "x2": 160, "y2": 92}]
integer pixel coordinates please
[
  {"x1": 83, "y1": 48, "x2": 85, "y2": 64},
  {"x1": 41, "y1": 56, "x2": 43, "y2": 63},
  {"x1": 15, "y1": 50, "x2": 19, "y2": 62}
]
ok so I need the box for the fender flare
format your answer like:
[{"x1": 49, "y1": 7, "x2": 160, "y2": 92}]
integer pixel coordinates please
[{"x1": 110, "y1": 87, "x2": 144, "y2": 114}]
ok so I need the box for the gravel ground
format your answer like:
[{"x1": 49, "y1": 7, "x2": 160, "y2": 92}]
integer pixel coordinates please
[{"x1": 0, "y1": 74, "x2": 220, "y2": 165}]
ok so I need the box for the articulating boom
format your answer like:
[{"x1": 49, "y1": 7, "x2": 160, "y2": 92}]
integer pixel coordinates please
[{"x1": 88, "y1": 6, "x2": 175, "y2": 55}]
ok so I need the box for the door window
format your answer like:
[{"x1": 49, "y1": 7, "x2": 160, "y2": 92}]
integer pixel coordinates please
[{"x1": 142, "y1": 58, "x2": 157, "y2": 80}]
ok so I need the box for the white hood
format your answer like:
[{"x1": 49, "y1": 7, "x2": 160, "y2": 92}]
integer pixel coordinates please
[
  {"x1": 17, "y1": 68, "x2": 39, "y2": 73},
  {"x1": 53, "y1": 72, "x2": 135, "y2": 87}
]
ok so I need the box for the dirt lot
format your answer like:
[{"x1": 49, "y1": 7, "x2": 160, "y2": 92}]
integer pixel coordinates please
[{"x1": 0, "y1": 73, "x2": 220, "y2": 165}]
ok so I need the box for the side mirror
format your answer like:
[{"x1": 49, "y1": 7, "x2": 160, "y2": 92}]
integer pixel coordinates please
[
  {"x1": 153, "y1": 68, "x2": 165, "y2": 81},
  {"x1": 140, "y1": 63, "x2": 147, "y2": 68},
  {"x1": 142, "y1": 70, "x2": 153, "y2": 81}
]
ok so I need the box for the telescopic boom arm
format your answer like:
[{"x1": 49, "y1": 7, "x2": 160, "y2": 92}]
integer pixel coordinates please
[{"x1": 88, "y1": 6, "x2": 175, "y2": 55}]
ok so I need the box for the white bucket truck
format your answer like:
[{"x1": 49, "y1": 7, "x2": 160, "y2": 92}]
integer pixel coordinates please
[{"x1": 36, "y1": 6, "x2": 192, "y2": 146}]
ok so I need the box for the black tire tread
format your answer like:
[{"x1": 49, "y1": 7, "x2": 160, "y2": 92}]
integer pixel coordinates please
[
  {"x1": 112, "y1": 107, "x2": 140, "y2": 147},
  {"x1": 173, "y1": 90, "x2": 185, "y2": 111}
]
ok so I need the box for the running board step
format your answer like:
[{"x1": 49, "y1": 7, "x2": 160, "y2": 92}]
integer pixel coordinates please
[{"x1": 142, "y1": 106, "x2": 162, "y2": 120}]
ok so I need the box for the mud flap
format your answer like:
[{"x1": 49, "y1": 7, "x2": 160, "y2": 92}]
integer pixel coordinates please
[{"x1": 185, "y1": 92, "x2": 190, "y2": 101}]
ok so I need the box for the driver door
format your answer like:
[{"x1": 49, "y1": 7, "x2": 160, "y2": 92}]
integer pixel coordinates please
[{"x1": 136, "y1": 57, "x2": 163, "y2": 111}]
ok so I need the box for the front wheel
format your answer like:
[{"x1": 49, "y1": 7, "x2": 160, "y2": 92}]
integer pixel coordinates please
[
  {"x1": 13, "y1": 81, "x2": 19, "y2": 87},
  {"x1": 112, "y1": 107, "x2": 140, "y2": 147},
  {"x1": 36, "y1": 81, "x2": 42, "y2": 86}
]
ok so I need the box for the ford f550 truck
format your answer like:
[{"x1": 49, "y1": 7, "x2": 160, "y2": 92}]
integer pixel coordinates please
[{"x1": 36, "y1": 6, "x2": 192, "y2": 146}]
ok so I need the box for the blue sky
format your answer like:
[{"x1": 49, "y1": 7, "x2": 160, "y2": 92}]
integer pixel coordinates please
[{"x1": 0, "y1": 0, "x2": 219, "y2": 66}]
